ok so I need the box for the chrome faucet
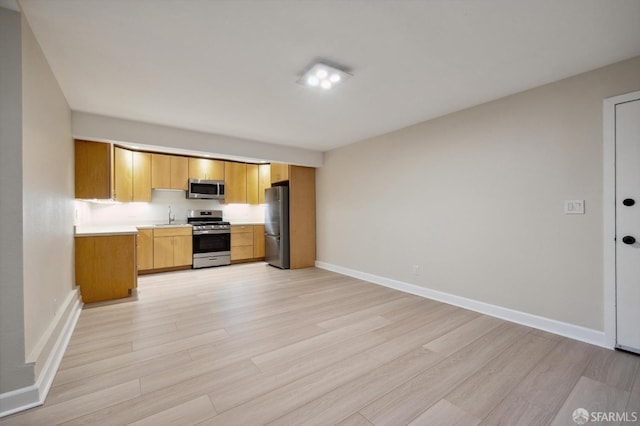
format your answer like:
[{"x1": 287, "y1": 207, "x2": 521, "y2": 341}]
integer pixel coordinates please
[{"x1": 168, "y1": 205, "x2": 175, "y2": 224}]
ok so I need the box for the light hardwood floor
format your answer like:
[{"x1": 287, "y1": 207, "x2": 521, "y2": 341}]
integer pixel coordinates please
[{"x1": 2, "y1": 263, "x2": 639, "y2": 425}]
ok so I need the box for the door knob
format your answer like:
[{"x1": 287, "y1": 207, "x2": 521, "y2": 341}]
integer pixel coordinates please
[
  {"x1": 623, "y1": 198, "x2": 635, "y2": 206},
  {"x1": 622, "y1": 236, "x2": 636, "y2": 245}
]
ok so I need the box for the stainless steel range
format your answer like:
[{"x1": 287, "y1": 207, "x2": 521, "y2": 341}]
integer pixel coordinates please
[{"x1": 187, "y1": 209, "x2": 231, "y2": 268}]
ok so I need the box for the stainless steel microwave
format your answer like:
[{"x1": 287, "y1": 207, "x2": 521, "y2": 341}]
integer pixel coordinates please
[{"x1": 187, "y1": 179, "x2": 225, "y2": 200}]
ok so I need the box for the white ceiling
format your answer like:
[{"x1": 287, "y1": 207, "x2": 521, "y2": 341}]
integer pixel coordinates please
[{"x1": 18, "y1": 0, "x2": 640, "y2": 152}]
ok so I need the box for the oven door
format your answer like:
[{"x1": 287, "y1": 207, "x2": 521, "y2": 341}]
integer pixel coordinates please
[{"x1": 192, "y1": 231, "x2": 230, "y2": 255}]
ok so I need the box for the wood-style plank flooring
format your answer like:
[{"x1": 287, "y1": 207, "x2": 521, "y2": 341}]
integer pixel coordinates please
[{"x1": 1, "y1": 263, "x2": 639, "y2": 425}]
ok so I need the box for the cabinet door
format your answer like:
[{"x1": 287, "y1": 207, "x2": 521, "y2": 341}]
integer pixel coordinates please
[
  {"x1": 247, "y1": 164, "x2": 259, "y2": 205},
  {"x1": 75, "y1": 235, "x2": 135, "y2": 303},
  {"x1": 225, "y1": 162, "x2": 247, "y2": 204},
  {"x1": 75, "y1": 140, "x2": 111, "y2": 199},
  {"x1": 132, "y1": 151, "x2": 151, "y2": 202},
  {"x1": 258, "y1": 164, "x2": 270, "y2": 204},
  {"x1": 208, "y1": 160, "x2": 225, "y2": 180},
  {"x1": 253, "y1": 225, "x2": 265, "y2": 258},
  {"x1": 153, "y1": 236, "x2": 174, "y2": 269},
  {"x1": 189, "y1": 158, "x2": 225, "y2": 181},
  {"x1": 289, "y1": 166, "x2": 316, "y2": 269},
  {"x1": 114, "y1": 146, "x2": 133, "y2": 202},
  {"x1": 232, "y1": 231, "x2": 254, "y2": 246},
  {"x1": 137, "y1": 229, "x2": 154, "y2": 270},
  {"x1": 170, "y1": 156, "x2": 189, "y2": 190},
  {"x1": 173, "y1": 235, "x2": 193, "y2": 266},
  {"x1": 270, "y1": 163, "x2": 289, "y2": 184},
  {"x1": 151, "y1": 154, "x2": 171, "y2": 189},
  {"x1": 189, "y1": 158, "x2": 208, "y2": 180}
]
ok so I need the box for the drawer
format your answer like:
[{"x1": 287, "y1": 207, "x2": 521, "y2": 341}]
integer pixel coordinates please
[
  {"x1": 231, "y1": 225, "x2": 254, "y2": 234},
  {"x1": 153, "y1": 227, "x2": 192, "y2": 237},
  {"x1": 231, "y1": 232, "x2": 254, "y2": 247},
  {"x1": 231, "y1": 245, "x2": 254, "y2": 261}
]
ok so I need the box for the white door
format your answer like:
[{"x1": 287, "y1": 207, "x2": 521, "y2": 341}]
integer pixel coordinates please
[{"x1": 616, "y1": 98, "x2": 640, "y2": 353}]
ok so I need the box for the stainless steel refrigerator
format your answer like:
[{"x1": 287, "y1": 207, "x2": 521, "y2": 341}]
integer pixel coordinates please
[{"x1": 265, "y1": 186, "x2": 290, "y2": 269}]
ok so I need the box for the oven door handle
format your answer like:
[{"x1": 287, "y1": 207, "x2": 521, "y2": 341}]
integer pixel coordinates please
[{"x1": 193, "y1": 230, "x2": 230, "y2": 235}]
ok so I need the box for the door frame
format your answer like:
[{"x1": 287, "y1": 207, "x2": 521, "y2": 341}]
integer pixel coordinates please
[{"x1": 603, "y1": 90, "x2": 640, "y2": 349}]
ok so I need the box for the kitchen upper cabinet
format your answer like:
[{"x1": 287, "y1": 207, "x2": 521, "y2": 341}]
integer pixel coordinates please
[
  {"x1": 224, "y1": 161, "x2": 247, "y2": 204},
  {"x1": 258, "y1": 164, "x2": 271, "y2": 204},
  {"x1": 75, "y1": 234, "x2": 137, "y2": 303},
  {"x1": 75, "y1": 140, "x2": 111, "y2": 199},
  {"x1": 153, "y1": 227, "x2": 192, "y2": 269},
  {"x1": 270, "y1": 163, "x2": 289, "y2": 184},
  {"x1": 247, "y1": 164, "x2": 271, "y2": 205},
  {"x1": 188, "y1": 158, "x2": 225, "y2": 181},
  {"x1": 133, "y1": 152, "x2": 152, "y2": 201},
  {"x1": 114, "y1": 147, "x2": 151, "y2": 202},
  {"x1": 137, "y1": 228, "x2": 154, "y2": 271},
  {"x1": 152, "y1": 154, "x2": 188, "y2": 190}
]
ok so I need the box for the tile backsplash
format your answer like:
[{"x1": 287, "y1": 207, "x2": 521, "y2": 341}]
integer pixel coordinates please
[{"x1": 75, "y1": 190, "x2": 265, "y2": 225}]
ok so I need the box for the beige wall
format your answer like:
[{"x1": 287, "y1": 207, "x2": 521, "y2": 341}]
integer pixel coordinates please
[
  {"x1": 317, "y1": 55, "x2": 640, "y2": 331},
  {"x1": 21, "y1": 14, "x2": 75, "y2": 365},
  {"x1": 0, "y1": 7, "x2": 75, "y2": 401},
  {"x1": 0, "y1": 6, "x2": 32, "y2": 394}
]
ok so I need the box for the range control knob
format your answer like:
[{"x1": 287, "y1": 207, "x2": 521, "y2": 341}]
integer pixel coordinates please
[
  {"x1": 622, "y1": 236, "x2": 636, "y2": 245},
  {"x1": 623, "y1": 198, "x2": 635, "y2": 207}
]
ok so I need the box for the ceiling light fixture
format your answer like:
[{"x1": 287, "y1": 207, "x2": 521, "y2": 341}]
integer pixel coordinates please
[{"x1": 298, "y1": 61, "x2": 351, "y2": 91}]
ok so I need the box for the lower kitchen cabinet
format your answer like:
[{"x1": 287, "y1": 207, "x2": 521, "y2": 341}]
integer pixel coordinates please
[
  {"x1": 253, "y1": 224, "x2": 265, "y2": 258},
  {"x1": 153, "y1": 227, "x2": 193, "y2": 269},
  {"x1": 137, "y1": 228, "x2": 154, "y2": 271},
  {"x1": 231, "y1": 225, "x2": 254, "y2": 261},
  {"x1": 231, "y1": 225, "x2": 265, "y2": 262},
  {"x1": 75, "y1": 234, "x2": 137, "y2": 303}
]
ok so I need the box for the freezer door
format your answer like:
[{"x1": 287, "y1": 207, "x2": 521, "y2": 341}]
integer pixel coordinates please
[{"x1": 266, "y1": 234, "x2": 288, "y2": 269}]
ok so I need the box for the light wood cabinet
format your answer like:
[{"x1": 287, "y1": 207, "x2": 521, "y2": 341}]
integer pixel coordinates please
[
  {"x1": 152, "y1": 154, "x2": 189, "y2": 190},
  {"x1": 224, "y1": 161, "x2": 247, "y2": 204},
  {"x1": 231, "y1": 225, "x2": 266, "y2": 262},
  {"x1": 75, "y1": 234, "x2": 137, "y2": 303},
  {"x1": 247, "y1": 164, "x2": 259, "y2": 205},
  {"x1": 253, "y1": 224, "x2": 265, "y2": 258},
  {"x1": 133, "y1": 151, "x2": 152, "y2": 201},
  {"x1": 270, "y1": 162, "x2": 289, "y2": 184},
  {"x1": 114, "y1": 147, "x2": 151, "y2": 202},
  {"x1": 258, "y1": 164, "x2": 270, "y2": 204},
  {"x1": 173, "y1": 235, "x2": 193, "y2": 266},
  {"x1": 247, "y1": 164, "x2": 271, "y2": 205},
  {"x1": 289, "y1": 166, "x2": 316, "y2": 269},
  {"x1": 153, "y1": 227, "x2": 193, "y2": 269},
  {"x1": 75, "y1": 140, "x2": 111, "y2": 199},
  {"x1": 231, "y1": 225, "x2": 254, "y2": 261},
  {"x1": 137, "y1": 228, "x2": 154, "y2": 271},
  {"x1": 188, "y1": 158, "x2": 224, "y2": 181}
]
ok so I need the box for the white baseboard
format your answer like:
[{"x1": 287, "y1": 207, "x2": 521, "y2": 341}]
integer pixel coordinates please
[
  {"x1": 315, "y1": 261, "x2": 606, "y2": 348},
  {"x1": 0, "y1": 289, "x2": 82, "y2": 418}
]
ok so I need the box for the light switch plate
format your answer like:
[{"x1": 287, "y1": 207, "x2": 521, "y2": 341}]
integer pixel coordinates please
[{"x1": 564, "y1": 200, "x2": 585, "y2": 214}]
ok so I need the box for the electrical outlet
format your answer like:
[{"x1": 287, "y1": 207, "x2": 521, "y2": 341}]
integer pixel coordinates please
[
  {"x1": 413, "y1": 265, "x2": 420, "y2": 276},
  {"x1": 564, "y1": 200, "x2": 585, "y2": 214}
]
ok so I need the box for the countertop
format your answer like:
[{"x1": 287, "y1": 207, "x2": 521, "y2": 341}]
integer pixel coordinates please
[
  {"x1": 75, "y1": 225, "x2": 139, "y2": 237},
  {"x1": 74, "y1": 222, "x2": 265, "y2": 236},
  {"x1": 136, "y1": 223, "x2": 192, "y2": 229},
  {"x1": 75, "y1": 223, "x2": 192, "y2": 236}
]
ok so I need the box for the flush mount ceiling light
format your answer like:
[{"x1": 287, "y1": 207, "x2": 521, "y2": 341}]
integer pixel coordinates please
[{"x1": 298, "y1": 61, "x2": 352, "y2": 91}]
